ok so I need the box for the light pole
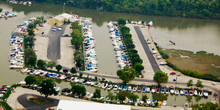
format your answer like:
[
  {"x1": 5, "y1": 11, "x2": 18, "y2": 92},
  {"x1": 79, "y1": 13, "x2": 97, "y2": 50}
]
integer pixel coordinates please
[{"x1": 63, "y1": 3, "x2": 66, "y2": 13}]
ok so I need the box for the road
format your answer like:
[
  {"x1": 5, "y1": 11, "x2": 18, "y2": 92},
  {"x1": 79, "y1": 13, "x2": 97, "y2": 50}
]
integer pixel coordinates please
[
  {"x1": 47, "y1": 25, "x2": 66, "y2": 61},
  {"x1": 134, "y1": 26, "x2": 161, "y2": 73},
  {"x1": 17, "y1": 94, "x2": 59, "y2": 110}
]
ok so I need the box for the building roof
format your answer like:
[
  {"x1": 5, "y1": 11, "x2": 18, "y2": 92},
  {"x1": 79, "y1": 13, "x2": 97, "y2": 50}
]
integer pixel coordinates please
[
  {"x1": 54, "y1": 16, "x2": 64, "y2": 21},
  {"x1": 60, "y1": 13, "x2": 73, "y2": 19},
  {"x1": 56, "y1": 100, "x2": 131, "y2": 110}
]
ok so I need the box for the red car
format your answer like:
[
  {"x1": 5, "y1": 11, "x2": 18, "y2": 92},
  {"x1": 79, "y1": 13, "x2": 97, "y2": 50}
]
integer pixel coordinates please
[{"x1": 170, "y1": 72, "x2": 176, "y2": 75}]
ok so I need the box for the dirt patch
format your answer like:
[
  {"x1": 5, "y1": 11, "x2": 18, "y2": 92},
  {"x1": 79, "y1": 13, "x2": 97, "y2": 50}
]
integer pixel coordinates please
[{"x1": 163, "y1": 49, "x2": 220, "y2": 77}]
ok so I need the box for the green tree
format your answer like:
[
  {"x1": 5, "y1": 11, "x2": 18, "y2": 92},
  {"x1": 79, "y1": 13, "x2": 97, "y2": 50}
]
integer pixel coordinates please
[
  {"x1": 25, "y1": 76, "x2": 38, "y2": 85},
  {"x1": 142, "y1": 95, "x2": 148, "y2": 103},
  {"x1": 93, "y1": 89, "x2": 101, "y2": 98},
  {"x1": 153, "y1": 71, "x2": 168, "y2": 86},
  {"x1": 192, "y1": 102, "x2": 220, "y2": 110},
  {"x1": 187, "y1": 79, "x2": 193, "y2": 88},
  {"x1": 47, "y1": 61, "x2": 56, "y2": 69},
  {"x1": 116, "y1": 67, "x2": 136, "y2": 85},
  {"x1": 56, "y1": 64, "x2": 62, "y2": 72},
  {"x1": 133, "y1": 63, "x2": 144, "y2": 74},
  {"x1": 106, "y1": 92, "x2": 115, "y2": 101},
  {"x1": 39, "y1": 79, "x2": 57, "y2": 98},
  {"x1": 71, "y1": 84, "x2": 86, "y2": 98},
  {"x1": 195, "y1": 80, "x2": 204, "y2": 88},
  {"x1": 116, "y1": 91, "x2": 131, "y2": 103},
  {"x1": 24, "y1": 48, "x2": 37, "y2": 67},
  {"x1": 117, "y1": 18, "x2": 126, "y2": 25},
  {"x1": 129, "y1": 94, "x2": 139, "y2": 102},
  {"x1": 37, "y1": 59, "x2": 47, "y2": 69},
  {"x1": 70, "y1": 67, "x2": 77, "y2": 74}
]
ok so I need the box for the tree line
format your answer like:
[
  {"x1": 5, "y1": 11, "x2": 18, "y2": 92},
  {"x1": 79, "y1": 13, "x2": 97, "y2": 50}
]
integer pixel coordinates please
[{"x1": 34, "y1": 0, "x2": 219, "y2": 19}]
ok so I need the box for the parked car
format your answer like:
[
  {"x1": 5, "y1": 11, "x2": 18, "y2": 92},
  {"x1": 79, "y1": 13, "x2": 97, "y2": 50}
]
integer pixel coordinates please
[
  {"x1": 170, "y1": 72, "x2": 176, "y2": 75},
  {"x1": 57, "y1": 28, "x2": 62, "y2": 31}
]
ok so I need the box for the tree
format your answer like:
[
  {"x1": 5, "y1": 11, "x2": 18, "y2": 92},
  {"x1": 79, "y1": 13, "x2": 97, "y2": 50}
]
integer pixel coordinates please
[
  {"x1": 142, "y1": 95, "x2": 148, "y2": 103},
  {"x1": 116, "y1": 67, "x2": 136, "y2": 85},
  {"x1": 37, "y1": 59, "x2": 47, "y2": 69},
  {"x1": 39, "y1": 79, "x2": 57, "y2": 98},
  {"x1": 24, "y1": 48, "x2": 37, "y2": 67},
  {"x1": 106, "y1": 92, "x2": 115, "y2": 101},
  {"x1": 192, "y1": 102, "x2": 220, "y2": 110},
  {"x1": 117, "y1": 18, "x2": 126, "y2": 25},
  {"x1": 71, "y1": 84, "x2": 86, "y2": 98},
  {"x1": 25, "y1": 76, "x2": 38, "y2": 85},
  {"x1": 47, "y1": 61, "x2": 56, "y2": 69},
  {"x1": 134, "y1": 63, "x2": 144, "y2": 74},
  {"x1": 129, "y1": 94, "x2": 139, "y2": 103},
  {"x1": 195, "y1": 80, "x2": 204, "y2": 88},
  {"x1": 93, "y1": 89, "x2": 101, "y2": 98},
  {"x1": 187, "y1": 79, "x2": 193, "y2": 88},
  {"x1": 56, "y1": 64, "x2": 62, "y2": 72},
  {"x1": 116, "y1": 91, "x2": 131, "y2": 103},
  {"x1": 153, "y1": 71, "x2": 168, "y2": 86},
  {"x1": 70, "y1": 67, "x2": 77, "y2": 74}
]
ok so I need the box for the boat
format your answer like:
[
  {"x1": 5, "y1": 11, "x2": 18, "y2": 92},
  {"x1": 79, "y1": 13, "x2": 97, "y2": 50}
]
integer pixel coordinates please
[
  {"x1": 113, "y1": 85, "x2": 118, "y2": 91},
  {"x1": 180, "y1": 90, "x2": 184, "y2": 95},
  {"x1": 137, "y1": 86, "x2": 142, "y2": 92},
  {"x1": 146, "y1": 99, "x2": 151, "y2": 105},
  {"x1": 162, "y1": 100, "x2": 167, "y2": 106},
  {"x1": 156, "y1": 88, "x2": 160, "y2": 93},
  {"x1": 133, "y1": 86, "x2": 137, "y2": 92},
  {"x1": 175, "y1": 89, "x2": 179, "y2": 95},
  {"x1": 184, "y1": 90, "x2": 188, "y2": 95},
  {"x1": 189, "y1": 90, "x2": 194, "y2": 96},
  {"x1": 102, "y1": 83, "x2": 108, "y2": 89},
  {"x1": 161, "y1": 88, "x2": 165, "y2": 94},
  {"x1": 194, "y1": 90, "x2": 198, "y2": 96},
  {"x1": 151, "y1": 87, "x2": 156, "y2": 93},
  {"x1": 142, "y1": 87, "x2": 146, "y2": 92},
  {"x1": 170, "y1": 88, "x2": 175, "y2": 94},
  {"x1": 166, "y1": 88, "x2": 169, "y2": 94},
  {"x1": 127, "y1": 86, "x2": 132, "y2": 91},
  {"x1": 118, "y1": 84, "x2": 123, "y2": 90},
  {"x1": 199, "y1": 91, "x2": 203, "y2": 96},
  {"x1": 123, "y1": 86, "x2": 127, "y2": 91},
  {"x1": 203, "y1": 90, "x2": 209, "y2": 97},
  {"x1": 146, "y1": 87, "x2": 150, "y2": 93}
]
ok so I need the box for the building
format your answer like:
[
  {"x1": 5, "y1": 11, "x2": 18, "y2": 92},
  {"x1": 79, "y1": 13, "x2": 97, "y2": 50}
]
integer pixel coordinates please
[
  {"x1": 56, "y1": 100, "x2": 132, "y2": 110},
  {"x1": 49, "y1": 13, "x2": 79, "y2": 26}
]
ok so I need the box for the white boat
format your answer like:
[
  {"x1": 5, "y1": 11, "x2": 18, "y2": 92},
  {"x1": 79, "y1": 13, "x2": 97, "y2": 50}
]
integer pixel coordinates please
[
  {"x1": 147, "y1": 99, "x2": 151, "y2": 105},
  {"x1": 146, "y1": 87, "x2": 150, "y2": 93},
  {"x1": 194, "y1": 90, "x2": 198, "y2": 96},
  {"x1": 128, "y1": 86, "x2": 132, "y2": 91},
  {"x1": 180, "y1": 90, "x2": 184, "y2": 95},
  {"x1": 203, "y1": 90, "x2": 209, "y2": 97},
  {"x1": 175, "y1": 90, "x2": 179, "y2": 95},
  {"x1": 162, "y1": 100, "x2": 167, "y2": 106},
  {"x1": 107, "y1": 85, "x2": 113, "y2": 90},
  {"x1": 133, "y1": 86, "x2": 137, "y2": 92},
  {"x1": 170, "y1": 88, "x2": 175, "y2": 94},
  {"x1": 113, "y1": 85, "x2": 118, "y2": 91},
  {"x1": 160, "y1": 62, "x2": 167, "y2": 65}
]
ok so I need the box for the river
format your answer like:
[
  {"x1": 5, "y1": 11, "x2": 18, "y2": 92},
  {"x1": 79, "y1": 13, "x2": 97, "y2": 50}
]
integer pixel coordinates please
[{"x1": 0, "y1": 1, "x2": 218, "y2": 106}]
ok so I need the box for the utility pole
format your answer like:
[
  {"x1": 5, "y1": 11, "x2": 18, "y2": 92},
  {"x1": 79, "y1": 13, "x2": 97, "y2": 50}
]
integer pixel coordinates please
[{"x1": 63, "y1": 3, "x2": 66, "y2": 13}]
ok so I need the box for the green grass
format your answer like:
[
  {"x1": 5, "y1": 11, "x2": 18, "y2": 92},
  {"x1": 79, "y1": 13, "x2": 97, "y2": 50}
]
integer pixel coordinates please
[{"x1": 0, "y1": 101, "x2": 12, "y2": 110}]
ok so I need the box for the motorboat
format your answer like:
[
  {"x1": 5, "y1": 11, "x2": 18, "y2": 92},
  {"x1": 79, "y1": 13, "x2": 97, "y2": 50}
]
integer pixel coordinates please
[
  {"x1": 203, "y1": 90, "x2": 209, "y2": 97},
  {"x1": 133, "y1": 86, "x2": 137, "y2": 92},
  {"x1": 127, "y1": 86, "x2": 132, "y2": 91},
  {"x1": 142, "y1": 87, "x2": 146, "y2": 92},
  {"x1": 166, "y1": 88, "x2": 169, "y2": 94},
  {"x1": 175, "y1": 89, "x2": 179, "y2": 95},
  {"x1": 123, "y1": 86, "x2": 127, "y2": 91},
  {"x1": 170, "y1": 88, "x2": 175, "y2": 94},
  {"x1": 156, "y1": 88, "x2": 160, "y2": 93},
  {"x1": 137, "y1": 86, "x2": 142, "y2": 92},
  {"x1": 146, "y1": 99, "x2": 151, "y2": 105},
  {"x1": 113, "y1": 85, "x2": 118, "y2": 91},
  {"x1": 184, "y1": 90, "x2": 188, "y2": 95},
  {"x1": 161, "y1": 88, "x2": 165, "y2": 94},
  {"x1": 194, "y1": 90, "x2": 198, "y2": 96},
  {"x1": 180, "y1": 90, "x2": 184, "y2": 95},
  {"x1": 118, "y1": 84, "x2": 123, "y2": 90},
  {"x1": 146, "y1": 87, "x2": 150, "y2": 93},
  {"x1": 189, "y1": 90, "x2": 194, "y2": 96},
  {"x1": 151, "y1": 87, "x2": 156, "y2": 93},
  {"x1": 162, "y1": 100, "x2": 167, "y2": 106}
]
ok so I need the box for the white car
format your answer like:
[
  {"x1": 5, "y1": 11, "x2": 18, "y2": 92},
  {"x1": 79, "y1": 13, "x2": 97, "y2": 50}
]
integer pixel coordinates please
[
  {"x1": 52, "y1": 29, "x2": 56, "y2": 31},
  {"x1": 57, "y1": 28, "x2": 62, "y2": 31}
]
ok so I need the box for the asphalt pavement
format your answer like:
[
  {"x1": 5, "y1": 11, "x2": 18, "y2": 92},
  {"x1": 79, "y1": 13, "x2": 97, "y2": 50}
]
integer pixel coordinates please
[
  {"x1": 47, "y1": 25, "x2": 66, "y2": 61},
  {"x1": 17, "y1": 94, "x2": 59, "y2": 110},
  {"x1": 134, "y1": 26, "x2": 161, "y2": 73}
]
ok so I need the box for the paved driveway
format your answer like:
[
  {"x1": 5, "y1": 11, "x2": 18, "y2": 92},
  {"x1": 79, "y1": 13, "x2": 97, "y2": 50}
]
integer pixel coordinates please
[
  {"x1": 47, "y1": 25, "x2": 66, "y2": 61},
  {"x1": 17, "y1": 94, "x2": 59, "y2": 110}
]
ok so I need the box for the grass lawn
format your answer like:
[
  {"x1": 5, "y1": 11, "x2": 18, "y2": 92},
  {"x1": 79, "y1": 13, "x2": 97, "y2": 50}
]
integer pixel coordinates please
[
  {"x1": 162, "y1": 49, "x2": 220, "y2": 78},
  {"x1": 29, "y1": 97, "x2": 54, "y2": 104}
]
